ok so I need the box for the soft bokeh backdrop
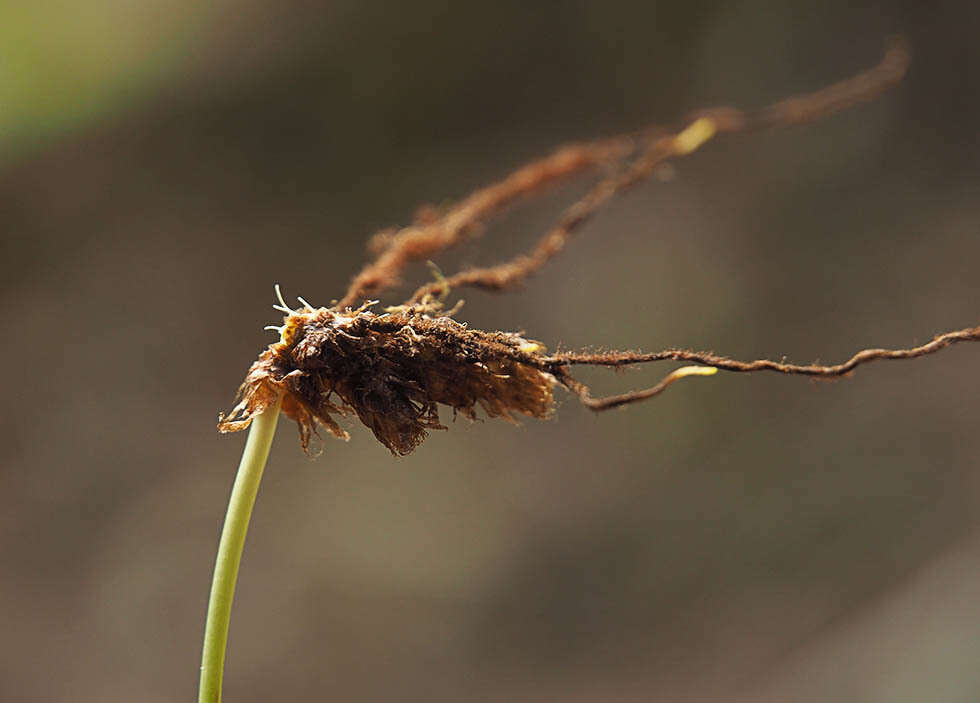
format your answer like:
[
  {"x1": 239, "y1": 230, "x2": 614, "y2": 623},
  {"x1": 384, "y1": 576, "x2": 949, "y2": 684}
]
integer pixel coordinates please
[{"x1": 2, "y1": 1, "x2": 978, "y2": 701}]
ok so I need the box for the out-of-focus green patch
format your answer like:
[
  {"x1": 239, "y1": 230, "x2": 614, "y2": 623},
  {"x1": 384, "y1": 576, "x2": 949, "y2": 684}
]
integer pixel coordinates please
[{"x1": 0, "y1": 0, "x2": 209, "y2": 159}]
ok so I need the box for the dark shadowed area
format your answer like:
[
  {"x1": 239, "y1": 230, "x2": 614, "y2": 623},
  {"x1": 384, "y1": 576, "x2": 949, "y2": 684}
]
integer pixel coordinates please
[{"x1": 2, "y1": 2, "x2": 978, "y2": 701}]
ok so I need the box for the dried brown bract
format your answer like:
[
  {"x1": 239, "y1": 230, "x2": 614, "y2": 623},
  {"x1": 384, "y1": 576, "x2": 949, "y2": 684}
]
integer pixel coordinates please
[
  {"x1": 220, "y1": 41, "x2": 979, "y2": 454},
  {"x1": 220, "y1": 297, "x2": 555, "y2": 455}
]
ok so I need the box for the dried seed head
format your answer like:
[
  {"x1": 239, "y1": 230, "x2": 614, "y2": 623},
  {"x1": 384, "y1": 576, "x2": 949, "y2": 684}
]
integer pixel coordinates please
[
  {"x1": 218, "y1": 47, "x2": 975, "y2": 457},
  {"x1": 219, "y1": 298, "x2": 556, "y2": 455}
]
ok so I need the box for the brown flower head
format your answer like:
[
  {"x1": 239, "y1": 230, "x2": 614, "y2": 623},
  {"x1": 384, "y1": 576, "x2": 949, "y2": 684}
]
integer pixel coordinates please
[{"x1": 219, "y1": 291, "x2": 555, "y2": 455}]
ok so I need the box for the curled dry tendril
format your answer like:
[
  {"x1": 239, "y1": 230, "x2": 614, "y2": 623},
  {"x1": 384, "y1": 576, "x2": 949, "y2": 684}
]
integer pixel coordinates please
[{"x1": 219, "y1": 40, "x2": 978, "y2": 455}]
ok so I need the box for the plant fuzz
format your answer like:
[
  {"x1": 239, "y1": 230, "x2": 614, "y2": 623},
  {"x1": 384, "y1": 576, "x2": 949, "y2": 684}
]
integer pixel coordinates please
[
  {"x1": 219, "y1": 41, "x2": 979, "y2": 455},
  {"x1": 220, "y1": 301, "x2": 554, "y2": 455}
]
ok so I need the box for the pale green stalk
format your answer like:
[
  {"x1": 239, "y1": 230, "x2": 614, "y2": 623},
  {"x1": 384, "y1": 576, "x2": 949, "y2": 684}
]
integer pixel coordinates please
[{"x1": 199, "y1": 397, "x2": 283, "y2": 703}]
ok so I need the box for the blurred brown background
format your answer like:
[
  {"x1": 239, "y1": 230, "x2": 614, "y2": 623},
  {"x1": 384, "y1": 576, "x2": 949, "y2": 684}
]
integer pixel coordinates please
[{"x1": 2, "y1": 1, "x2": 979, "y2": 701}]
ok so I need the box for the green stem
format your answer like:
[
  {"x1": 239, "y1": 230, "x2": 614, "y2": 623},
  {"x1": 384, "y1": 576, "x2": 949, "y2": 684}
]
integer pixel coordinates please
[{"x1": 199, "y1": 397, "x2": 283, "y2": 703}]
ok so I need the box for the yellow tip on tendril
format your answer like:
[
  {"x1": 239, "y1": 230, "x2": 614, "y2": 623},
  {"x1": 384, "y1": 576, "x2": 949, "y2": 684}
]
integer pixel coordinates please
[
  {"x1": 664, "y1": 365, "x2": 718, "y2": 387},
  {"x1": 672, "y1": 117, "x2": 717, "y2": 155}
]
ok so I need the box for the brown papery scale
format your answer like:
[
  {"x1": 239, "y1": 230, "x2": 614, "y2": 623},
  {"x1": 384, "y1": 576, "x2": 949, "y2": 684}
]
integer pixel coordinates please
[{"x1": 219, "y1": 300, "x2": 555, "y2": 455}]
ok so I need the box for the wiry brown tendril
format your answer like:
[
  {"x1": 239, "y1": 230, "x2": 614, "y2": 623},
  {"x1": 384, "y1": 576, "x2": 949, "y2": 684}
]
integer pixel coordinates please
[
  {"x1": 545, "y1": 325, "x2": 980, "y2": 410},
  {"x1": 333, "y1": 135, "x2": 635, "y2": 309},
  {"x1": 335, "y1": 39, "x2": 910, "y2": 308}
]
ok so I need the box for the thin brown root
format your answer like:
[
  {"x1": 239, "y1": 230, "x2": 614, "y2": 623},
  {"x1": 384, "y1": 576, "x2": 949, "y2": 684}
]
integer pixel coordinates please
[
  {"x1": 557, "y1": 365, "x2": 718, "y2": 410},
  {"x1": 743, "y1": 36, "x2": 911, "y2": 131},
  {"x1": 403, "y1": 41, "x2": 910, "y2": 304},
  {"x1": 405, "y1": 139, "x2": 673, "y2": 302},
  {"x1": 548, "y1": 324, "x2": 980, "y2": 410},
  {"x1": 334, "y1": 136, "x2": 635, "y2": 309}
]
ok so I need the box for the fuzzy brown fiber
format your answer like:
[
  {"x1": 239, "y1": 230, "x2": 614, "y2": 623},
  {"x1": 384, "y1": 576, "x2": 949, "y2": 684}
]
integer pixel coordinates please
[{"x1": 219, "y1": 306, "x2": 555, "y2": 455}]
